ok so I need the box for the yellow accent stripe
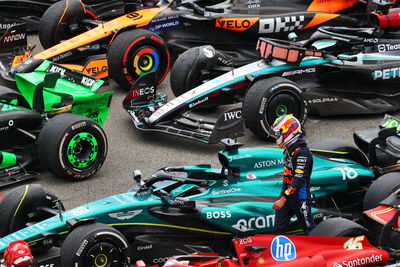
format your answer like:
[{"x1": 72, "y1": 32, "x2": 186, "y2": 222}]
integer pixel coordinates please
[
  {"x1": 27, "y1": 224, "x2": 230, "y2": 246},
  {"x1": 108, "y1": 222, "x2": 232, "y2": 235},
  {"x1": 14, "y1": 185, "x2": 29, "y2": 217},
  {"x1": 310, "y1": 149, "x2": 348, "y2": 155}
]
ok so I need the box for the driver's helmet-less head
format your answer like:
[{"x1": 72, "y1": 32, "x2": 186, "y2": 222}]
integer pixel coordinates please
[
  {"x1": 270, "y1": 114, "x2": 302, "y2": 148},
  {"x1": 4, "y1": 241, "x2": 34, "y2": 267}
]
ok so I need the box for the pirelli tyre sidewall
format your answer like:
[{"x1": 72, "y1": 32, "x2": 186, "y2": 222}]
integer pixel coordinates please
[
  {"x1": 108, "y1": 29, "x2": 170, "y2": 90},
  {"x1": 38, "y1": 113, "x2": 107, "y2": 181},
  {"x1": 243, "y1": 77, "x2": 307, "y2": 139},
  {"x1": 60, "y1": 223, "x2": 130, "y2": 267}
]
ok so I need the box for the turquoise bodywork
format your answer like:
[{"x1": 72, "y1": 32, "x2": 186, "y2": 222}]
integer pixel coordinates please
[{"x1": 0, "y1": 146, "x2": 374, "y2": 252}]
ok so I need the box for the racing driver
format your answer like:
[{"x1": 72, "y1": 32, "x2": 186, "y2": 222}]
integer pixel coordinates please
[{"x1": 270, "y1": 114, "x2": 315, "y2": 235}]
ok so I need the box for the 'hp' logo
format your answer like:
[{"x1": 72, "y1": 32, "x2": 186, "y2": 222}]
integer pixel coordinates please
[{"x1": 270, "y1": 236, "x2": 296, "y2": 261}]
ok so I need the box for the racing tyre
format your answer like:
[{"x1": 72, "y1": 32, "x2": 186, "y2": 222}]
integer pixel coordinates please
[
  {"x1": 170, "y1": 46, "x2": 217, "y2": 97},
  {"x1": 363, "y1": 172, "x2": 400, "y2": 210},
  {"x1": 108, "y1": 29, "x2": 170, "y2": 90},
  {"x1": 309, "y1": 137, "x2": 369, "y2": 166},
  {"x1": 0, "y1": 184, "x2": 62, "y2": 252},
  {"x1": 38, "y1": 113, "x2": 107, "y2": 181},
  {"x1": 60, "y1": 223, "x2": 130, "y2": 266},
  {"x1": 243, "y1": 77, "x2": 307, "y2": 139},
  {"x1": 310, "y1": 217, "x2": 368, "y2": 237},
  {"x1": 0, "y1": 86, "x2": 30, "y2": 109},
  {"x1": 39, "y1": 0, "x2": 98, "y2": 49}
]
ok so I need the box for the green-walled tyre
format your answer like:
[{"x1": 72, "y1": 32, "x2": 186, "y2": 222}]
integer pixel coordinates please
[
  {"x1": 60, "y1": 223, "x2": 130, "y2": 266},
  {"x1": 38, "y1": 113, "x2": 107, "y2": 181},
  {"x1": 243, "y1": 77, "x2": 307, "y2": 140}
]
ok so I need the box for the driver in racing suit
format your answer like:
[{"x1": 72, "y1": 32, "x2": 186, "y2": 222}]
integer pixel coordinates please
[{"x1": 270, "y1": 114, "x2": 315, "y2": 235}]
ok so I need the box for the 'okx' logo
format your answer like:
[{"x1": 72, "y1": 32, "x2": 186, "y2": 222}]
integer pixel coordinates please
[{"x1": 270, "y1": 236, "x2": 296, "y2": 261}]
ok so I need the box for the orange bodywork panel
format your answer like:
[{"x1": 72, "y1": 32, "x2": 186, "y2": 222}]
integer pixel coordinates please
[
  {"x1": 82, "y1": 58, "x2": 109, "y2": 79},
  {"x1": 307, "y1": 0, "x2": 359, "y2": 13},
  {"x1": 302, "y1": 13, "x2": 340, "y2": 29},
  {"x1": 33, "y1": 7, "x2": 164, "y2": 60}
]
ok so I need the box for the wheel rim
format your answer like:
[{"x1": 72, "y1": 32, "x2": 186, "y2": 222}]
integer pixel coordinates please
[
  {"x1": 265, "y1": 92, "x2": 301, "y2": 127},
  {"x1": 85, "y1": 242, "x2": 124, "y2": 267},
  {"x1": 133, "y1": 47, "x2": 160, "y2": 76},
  {"x1": 66, "y1": 132, "x2": 99, "y2": 169},
  {"x1": 275, "y1": 104, "x2": 288, "y2": 117}
]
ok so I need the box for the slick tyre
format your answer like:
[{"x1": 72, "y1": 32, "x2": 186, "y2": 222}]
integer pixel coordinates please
[
  {"x1": 309, "y1": 138, "x2": 369, "y2": 166},
  {"x1": 170, "y1": 46, "x2": 216, "y2": 97},
  {"x1": 243, "y1": 77, "x2": 306, "y2": 140},
  {"x1": 0, "y1": 86, "x2": 30, "y2": 108},
  {"x1": 310, "y1": 217, "x2": 368, "y2": 237},
  {"x1": 38, "y1": 113, "x2": 107, "y2": 181},
  {"x1": 60, "y1": 223, "x2": 130, "y2": 266},
  {"x1": 108, "y1": 29, "x2": 170, "y2": 90},
  {"x1": 363, "y1": 172, "x2": 400, "y2": 210},
  {"x1": 0, "y1": 184, "x2": 62, "y2": 252},
  {"x1": 39, "y1": 0, "x2": 98, "y2": 49}
]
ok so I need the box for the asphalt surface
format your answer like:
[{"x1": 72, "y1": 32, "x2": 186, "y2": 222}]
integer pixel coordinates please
[{"x1": 0, "y1": 34, "x2": 398, "y2": 210}]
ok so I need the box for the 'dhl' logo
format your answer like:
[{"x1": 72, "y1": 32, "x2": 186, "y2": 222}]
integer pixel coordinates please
[{"x1": 270, "y1": 236, "x2": 296, "y2": 261}]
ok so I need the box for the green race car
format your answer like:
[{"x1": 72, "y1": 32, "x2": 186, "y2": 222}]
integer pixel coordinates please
[
  {"x1": 0, "y1": 115, "x2": 398, "y2": 266},
  {"x1": 0, "y1": 60, "x2": 113, "y2": 186}
]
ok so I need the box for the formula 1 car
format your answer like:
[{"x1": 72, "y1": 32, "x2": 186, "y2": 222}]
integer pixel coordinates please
[
  {"x1": 0, "y1": 0, "x2": 125, "y2": 32},
  {"x1": 0, "y1": 0, "x2": 368, "y2": 89},
  {"x1": 166, "y1": 19, "x2": 400, "y2": 140},
  {"x1": 148, "y1": 234, "x2": 390, "y2": 267},
  {"x1": 0, "y1": 115, "x2": 398, "y2": 265},
  {"x1": 0, "y1": 57, "x2": 112, "y2": 186}
]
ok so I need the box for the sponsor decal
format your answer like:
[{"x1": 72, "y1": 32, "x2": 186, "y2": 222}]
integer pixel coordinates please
[
  {"x1": 126, "y1": 12, "x2": 143, "y2": 20},
  {"x1": 253, "y1": 159, "x2": 284, "y2": 169},
  {"x1": 259, "y1": 16, "x2": 304, "y2": 33},
  {"x1": 310, "y1": 186, "x2": 321, "y2": 192},
  {"x1": 235, "y1": 215, "x2": 297, "y2": 229},
  {"x1": 71, "y1": 122, "x2": 87, "y2": 130},
  {"x1": 246, "y1": 0, "x2": 261, "y2": 8},
  {"x1": 377, "y1": 43, "x2": 400, "y2": 52},
  {"x1": 282, "y1": 68, "x2": 315, "y2": 77},
  {"x1": 215, "y1": 18, "x2": 258, "y2": 31},
  {"x1": 223, "y1": 180, "x2": 229, "y2": 186},
  {"x1": 246, "y1": 173, "x2": 257, "y2": 179},
  {"x1": 153, "y1": 257, "x2": 170, "y2": 264},
  {"x1": 223, "y1": 110, "x2": 242, "y2": 121},
  {"x1": 363, "y1": 38, "x2": 378, "y2": 43},
  {"x1": 212, "y1": 187, "x2": 241, "y2": 195},
  {"x1": 239, "y1": 236, "x2": 252, "y2": 245},
  {"x1": 189, "y1": 97, "x2": 208, "y2": 108},
  {"x1": 206, "y1": 211, "x2": 232, "y2": 219},
  {"x1": 259, "y1": 97, "x2": 267, "y2": 114},
  {"x1": 70, "y1": 206, "x2": 90, "y2": 216},
  {"x1": 81, "y1": 76, "x2": 96, "y2": 87},
  {"x1": 51, "y1": 51, "x2": 72, "y2": 61},
  {"x1": 85, "y1": 65, "x2": 108, "y2": 75},
  {"x1": 0, "y1": 22, "x2": 17, "y2": 30},
  {"x1": 48, "y1": 64, "x2": 66, "y2": 76},
  {"x1": 307, "y1": 97, "x2": 338, "y2": 104},
  {"x1": 108, "y1": 209, "x2": 143, "y2": 220},
  {"x1": 128, "y1": 86, "x2": 155, "y2": 99},
  {"x1": 76, "y1": 239, "x2": 89, "y2": 256},
  {"x1": 372, "y1": 67, "x2": 400, "y2": 80},
  {"x1": 2, "y1": 33, "x2": 25, "y2": 43},
  {"x1": 39, "y1": 264, "x2": 55, "y2": 267},
  {"x1": 229, "y1": 154, "x2": 251, "y2": 162},
  {"x1": 341, "y1": 254, "x2": 383, "y2": 267},
  {"x1": 270, "y1": 236, "x2": 296, "y2": 261},
  {"x1": 137, "y1": 244, "x2": 152, "y2": 250},
  {"x1": 202, "y1": 46, "x2": 215, "y2": 58},
  {"x1": 333, "y1": 262, "x2": 343, "y2": 267}
]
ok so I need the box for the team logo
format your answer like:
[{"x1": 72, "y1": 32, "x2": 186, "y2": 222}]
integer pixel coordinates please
[
  {"x1": 246, "y1": 173, "x2": 257, "y2": 179},
  {"x1": 270, "y1": 236, "x2": 296, "y2": 261}
]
